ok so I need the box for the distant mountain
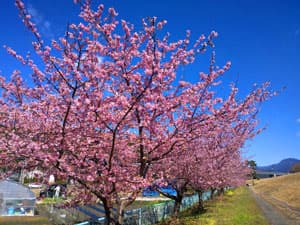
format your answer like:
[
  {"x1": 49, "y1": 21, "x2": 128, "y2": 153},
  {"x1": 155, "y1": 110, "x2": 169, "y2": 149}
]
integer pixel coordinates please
[{"x1": 257, "y1": 158, "x2": 300, "y2": 173}]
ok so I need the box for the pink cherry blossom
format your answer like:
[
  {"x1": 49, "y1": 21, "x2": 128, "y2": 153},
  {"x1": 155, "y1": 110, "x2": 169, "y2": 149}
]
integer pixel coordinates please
[{"x1": 0, "y1": 1, "x2": 273, "y2": 224}]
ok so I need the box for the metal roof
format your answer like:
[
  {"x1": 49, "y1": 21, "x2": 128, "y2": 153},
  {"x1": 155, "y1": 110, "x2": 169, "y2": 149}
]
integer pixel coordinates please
[{"x1": 0, "y1": 180, "x2": 36, "y2": 200}]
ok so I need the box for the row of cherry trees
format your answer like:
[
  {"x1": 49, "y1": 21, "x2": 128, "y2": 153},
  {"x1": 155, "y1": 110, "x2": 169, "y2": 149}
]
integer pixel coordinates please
[{"x1": 0, "y1": 1, "x2": 272, "y2": 224}]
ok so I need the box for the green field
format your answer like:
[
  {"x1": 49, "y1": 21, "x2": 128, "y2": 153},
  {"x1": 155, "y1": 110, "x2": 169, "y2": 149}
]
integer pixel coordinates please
[{"x1": 159, "y1": 187, "x2": 268, "y2": 225}]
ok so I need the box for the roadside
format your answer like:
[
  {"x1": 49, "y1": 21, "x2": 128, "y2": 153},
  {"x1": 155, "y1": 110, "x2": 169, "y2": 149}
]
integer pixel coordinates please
[
  {"x1": 159, "y1": 187, "x2": 268, "y2": 225},
  {"x1": 0, "y1": 187, "x2": 270, "y2": 225},
  {"x1": 250, "y1": 187, "x2": 299, "y2": 225},
  {"x1": 0, "y1": 216, "x2": 51, "y2": 225},
  {"x1": 250, "y1": 173, "x2": 300, "y2": 224}
]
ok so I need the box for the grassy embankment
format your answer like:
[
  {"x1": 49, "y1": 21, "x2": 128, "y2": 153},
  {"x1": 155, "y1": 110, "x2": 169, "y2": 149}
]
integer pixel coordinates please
[
  {"x1": 159, "y1": 187, "x2": 268, "y2": 225},
  {"x1": 253, "y1": 172, "x2": 300, "y2": 207},
  {"x1": 252, "y1": 172, "x2": 300, "y2": 221}
]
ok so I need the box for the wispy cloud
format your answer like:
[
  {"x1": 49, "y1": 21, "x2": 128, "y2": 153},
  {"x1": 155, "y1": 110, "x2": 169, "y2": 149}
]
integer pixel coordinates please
[
  {"x1": 297, "y1": 131, "x2": 300, "y2": 137},
  {"x1": 27, "y1": 3, "x2": 53, "y2": 39},
  {"x1": 297, "y1": 118, "x2": 300, "y2": 123}
]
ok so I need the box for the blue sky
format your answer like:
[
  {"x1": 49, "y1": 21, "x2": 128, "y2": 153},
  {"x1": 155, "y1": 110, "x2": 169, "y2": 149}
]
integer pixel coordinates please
[{"x1": 0, "y1": 0, "x2": 299, "y2": 166}]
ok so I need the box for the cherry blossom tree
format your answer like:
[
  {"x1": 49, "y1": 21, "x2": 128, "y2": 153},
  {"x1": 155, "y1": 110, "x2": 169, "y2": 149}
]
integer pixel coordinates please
[
  {"x1": 152, "y1": 81, "x2": 271, "y2": 215},
  {"x1": 0, "y1": 0, "x2": 274, "y2": 224}
]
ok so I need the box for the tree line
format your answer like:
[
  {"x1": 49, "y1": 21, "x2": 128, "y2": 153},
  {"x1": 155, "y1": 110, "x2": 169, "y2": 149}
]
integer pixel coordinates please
[{"x1": 0, "y1": 1, "x2": 275, "y2": 224}]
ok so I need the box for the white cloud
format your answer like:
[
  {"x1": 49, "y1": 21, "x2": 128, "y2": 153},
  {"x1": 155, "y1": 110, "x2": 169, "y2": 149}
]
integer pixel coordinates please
[
  {"x1": 297, "y1": 118, "x2": 300, "y2": 123},
  {"x1": 27, "y1": 4, "x2": 53, "y2": 39}
]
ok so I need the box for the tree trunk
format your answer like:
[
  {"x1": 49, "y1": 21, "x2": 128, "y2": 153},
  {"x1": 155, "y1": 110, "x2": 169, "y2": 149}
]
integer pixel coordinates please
[
  {"x1": 220, "y1": 187, "x2": 224, "y2": 195},
  {"x1": 19, "y1": 169, "x2": 25, "y2": 184},
  {"x1": 117, "y1": 200, "x2": 126, "y2": 225},
  {"x1": 210, "y1": 188, "x2": 216, "y2": 199},
  {"x1": 197, "y1": 190, "x2": 204, "y2": 212},
  {"x1": 173, "y1": 194, "x2": 183, "y2": 217},
  {"x1": 156, "y1": 181, "x2": 187, "y2": 218},
  {"x1": 102, "y1": 199, "x2": 119, "y2": 225}
]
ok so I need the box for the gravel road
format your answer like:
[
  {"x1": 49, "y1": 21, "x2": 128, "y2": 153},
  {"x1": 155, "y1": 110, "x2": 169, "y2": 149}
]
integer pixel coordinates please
[{"x1": 249, "y1": 187, "x2": 300, "y2": 225}]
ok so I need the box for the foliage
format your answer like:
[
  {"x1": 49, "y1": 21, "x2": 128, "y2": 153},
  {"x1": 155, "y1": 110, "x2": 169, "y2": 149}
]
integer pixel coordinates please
[
  {"x1": 0, "y1": 0, "x2": 274, "y2": 224},
  {"x1": 23, "y1": 176, "x2": 38, "y2": 184},
  {"x1": 247, "y1": 160, "x2": 258, "y2": 179}
]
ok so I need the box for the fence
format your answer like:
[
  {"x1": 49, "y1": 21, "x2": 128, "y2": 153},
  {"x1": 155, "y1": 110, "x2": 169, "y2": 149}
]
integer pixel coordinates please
[
  {"x1": 75, "y1": 190, "x2": 214, "y2": 225},
  {"x1": 36, "y1": 190, "x2": 218, "y2": 225},
  {"x1": 37, "y1": 204, "x2": 89, "y2": 225}
]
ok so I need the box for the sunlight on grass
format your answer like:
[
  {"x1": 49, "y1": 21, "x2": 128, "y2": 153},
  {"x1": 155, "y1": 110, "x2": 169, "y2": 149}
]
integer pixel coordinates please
[
  {"x1": 225, "y1": 190, "x2": 234, "y2": 196},
  {"x1": 40, "y1": 197, "x2": 64, "y2": 204},
  {"x1": 159, "y1": 187, "x2": 268, "y2": 225}
]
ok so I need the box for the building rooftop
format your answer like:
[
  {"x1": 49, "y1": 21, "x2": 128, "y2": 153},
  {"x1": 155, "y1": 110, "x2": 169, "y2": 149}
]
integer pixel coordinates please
[{"x1": 0, "y1": 180, "x2": 36, "y2": 200}]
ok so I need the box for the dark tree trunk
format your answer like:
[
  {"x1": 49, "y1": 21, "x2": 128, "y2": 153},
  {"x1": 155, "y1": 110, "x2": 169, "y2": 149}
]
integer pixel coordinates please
[
  {"x1": 220, "y1": 187, "x2": 225, "y2": 195},
  {"x1": 196, "y1": 190, "x2": 204, "y2": 212},
  {"x1": 102, "y1": 198, "x2": 119, "y2": 225},
  {"x1": 156, "y1": 180, "x2": 188, "y2": 218},
  {"x1": 210, "y1": 188, "x2": 216, "y2": 199},
  {"x1": 173, "y1": 193, "x2": 183, "y2": 217}
]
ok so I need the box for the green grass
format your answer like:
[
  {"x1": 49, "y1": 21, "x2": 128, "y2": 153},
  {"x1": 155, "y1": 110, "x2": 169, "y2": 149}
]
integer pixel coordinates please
[
  {"x1": 40, "y1": 197, "x2": 64, "y2": 204},
  {"x1": 159, "y1": 187, "x2": 268, "y2": 225},
  {"x1": 0, "y1": 216, "x2": 51, "y2": 225}
]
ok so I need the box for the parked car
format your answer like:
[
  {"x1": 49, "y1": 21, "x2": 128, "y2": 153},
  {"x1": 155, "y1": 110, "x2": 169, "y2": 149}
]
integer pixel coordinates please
[{"x1": 39, "y1": 184, "x2": 67, "y2": 198}]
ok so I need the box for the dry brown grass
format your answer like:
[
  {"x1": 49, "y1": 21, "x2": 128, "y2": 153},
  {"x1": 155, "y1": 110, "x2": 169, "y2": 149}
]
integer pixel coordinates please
[
  {"x1": 253, "y1": 173, "x2": 300, "y2": 208},
  {"x1": 30, "y1": 188, "x2": 42, "y2": 198},
  {"x1": 252, "y1": 173, "x2": 300, "y2": 221},
  {"x1": 0, "y1": 216, "x2": 51, "y2": 225}
]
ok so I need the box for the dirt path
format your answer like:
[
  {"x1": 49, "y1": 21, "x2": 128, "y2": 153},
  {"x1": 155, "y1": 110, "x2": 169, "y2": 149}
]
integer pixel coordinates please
[{"x1": 249, "y1": 187, "x2": 300, "y2": 225}]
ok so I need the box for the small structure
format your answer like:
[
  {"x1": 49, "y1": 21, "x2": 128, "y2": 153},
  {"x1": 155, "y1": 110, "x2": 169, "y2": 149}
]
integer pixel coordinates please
[{"x1": 0, "y1": 180, "x2": 36, "y2": 216}]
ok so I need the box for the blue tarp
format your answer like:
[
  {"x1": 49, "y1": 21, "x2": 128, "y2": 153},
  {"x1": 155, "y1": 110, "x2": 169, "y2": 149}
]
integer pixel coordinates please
[{"x1": 142, "y1": 185, "x2": 177, "y2": 197}]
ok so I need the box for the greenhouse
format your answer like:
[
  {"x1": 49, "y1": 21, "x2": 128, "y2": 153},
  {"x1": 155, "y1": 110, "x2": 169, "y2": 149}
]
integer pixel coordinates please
[{"x1": 0, "y1": 180, "x2": 36, "y2": 216}]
